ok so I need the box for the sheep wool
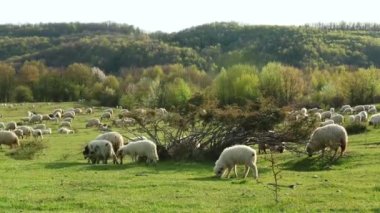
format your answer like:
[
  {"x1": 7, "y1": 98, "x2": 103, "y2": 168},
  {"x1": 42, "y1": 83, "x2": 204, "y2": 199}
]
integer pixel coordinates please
[
  {"x1": 214, "y1": 145, "x2": 258, "y2": 179},
  {"x1": 95, "y1": 132, "x2": 124, "y2": 153},
  {"x1": 116, "y1": 139, "x2": 158, "y2": 164},
  {"x1": 0, "y1": 131, "x2": 20, "y2": 148},
  {"x1": 306, "y1": 124, "x2": 348, "y2": 158},
  {"x1": 369, "y1": 113, "x2": 380, "y2": 127}
]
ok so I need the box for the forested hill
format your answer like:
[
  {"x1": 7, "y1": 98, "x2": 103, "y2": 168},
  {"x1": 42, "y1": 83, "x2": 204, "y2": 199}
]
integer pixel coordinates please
[{"x1": 2, "y1": 22, "x2": 380, "y2": 73}]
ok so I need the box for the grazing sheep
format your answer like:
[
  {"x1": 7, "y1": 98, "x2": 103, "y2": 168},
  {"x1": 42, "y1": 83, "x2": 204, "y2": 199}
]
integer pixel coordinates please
[
  {"x1": 63, "y1": 117, "x2": 73, "y2": 123},
  {"x1": 83, "y1": 139, "x2": 118, "y2": 164},
  {"x1": 95, "y1": 132, "x2": 124, "y2": 153},
  {"x1": 32, "y1": 129, "x2": 43, "y2": 140},
  {"x1": 58, "y1": 127, "x2": 74, "y2": 134},
  {"x1": 340, "y1": 105, "x2": 351, "y2": 112},
  {"x1": 41, "y1": 128, "x2": 52, "y2": 135},
  {"x1": 359, "y1": 111, "x2": 368, "y2": 122},
  {"x1": 27, "y1": 111, "x2": 35, "y2": 117},
  {"x1": 348, "y1": 115, "x2": 355, "y2": 123},
  {"x1": 74, "y1": 108, "x2": 82, "y2": 114},
  {"x1": 85, "y1": 118, "x2": 101, "y2": 128},
  {"x1": 42, "y1": 114, "x2": 52, "y2": 122},
  {"x1": 34, "y1": 124, "x2": 47, "y2": 130},
  {"x1": 331, "y1": 114, "x2": 344, "y2": 125},
  {"x1": 29, "y1": 114, "x2": 43, "y2": 124},
  {"x1": 86, "y1": 108, "x2": 93, "y2": 114},
  {"x1": 52, "y1": 109, "x2": 63, "y2": 115},
  {"x1": 17, "y1": 126, "x2": 33, "y2": 138},
  {"x1": 104, "y1": 108, "x2": 114, "y2": 115},
  {"x1": 368, "y1": 107, "x2": 377, "y2": 114},
  {"x1": 369, "y1": 113, "x2": 380, "y2": 127},
  {"x1": 214, "y1": 145, "x2": 258, "y2": 179},
  {"x1": 53, "y1": 111, "x2": 62, "y2": 119},
  {"x1": 13, "y1": 129, "x2": 24, "y2": 139},
  {"x1": 353, "y1": 105, "x2": 365, "y2": 113},
  {"x1": 116, "y1": 139, "x2": 158, "y2": 164},
  {"x1": 100, "y1": 112, "x2": 112, "y2": 121},
  {"x1": 314, "y1": 112, "x2": 322, "y2": 121},
  {"x1": 0, "y1": 131, "x2": 20, "y2": 148},
  {"x1": 308, "y1": 108, "x2": 320, "y2": 114},
  {"x1": 321, "y1": 111, "x2": 332, "y2": 120},
  {"x1": 306, "y1": 124, "x2": 348, "y2": 158},
  {"x1": 62, "y1": 111, "x2": 75, "y2": 119},
  {"x1": 50, "y1": 117, "x2": 59, "y2": 123},
  {"x1": 343, "y1": 107, "x2": 353, "y2": 115},
  {"x1": 20, "y1": 117, "x2": 31, "y2": 122},
  {"x1": 320, "y1": 119, "x2": 334, "y2": 126},
  {"x1": 5, "y1": 122, "x2": 17, "y2": 130},
  {"x1": 59, "y1": 121, "x2": 71, "y2": 128}
]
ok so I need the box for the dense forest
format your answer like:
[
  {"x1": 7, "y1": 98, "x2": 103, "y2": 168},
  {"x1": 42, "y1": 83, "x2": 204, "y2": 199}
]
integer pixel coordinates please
[{"x1": 1, "y1": 22, "x2": 380, "y2": 108}]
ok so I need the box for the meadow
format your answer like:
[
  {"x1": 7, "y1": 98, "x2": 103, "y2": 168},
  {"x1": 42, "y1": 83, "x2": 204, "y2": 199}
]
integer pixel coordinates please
[{"x1": 0, "y1": 102, "x2": 379, "y2": 212}]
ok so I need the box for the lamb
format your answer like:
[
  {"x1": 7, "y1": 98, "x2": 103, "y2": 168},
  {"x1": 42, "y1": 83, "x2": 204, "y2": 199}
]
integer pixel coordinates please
[
  {"x1": 213, "y1": 145, "x2": 258, "y2": 179},
  {"x1": 59, "y1": 121, "x2": 71, "y2": 128},
  {"x1": 82, "y1": 139, "x2": 118, "y2": 164},
  {"x1": 5, "y1": 122, "x2": 17, "y2": 130},
  {"x1": 32, "y1": 129, "x2": 43, "y2": 140},
  {"x1": 306, "y1": 124, "x2": 348, "y2": 158},
  {"x1": 100, "y1": 112, "x2": 112, "y2": 120},
  {"x1": 116, "y1": 139, "x2": 159, "y2": 164},
  {"x1": 95, "y1": 132, "x2": 124, "y2": 153},
  {"x1": 369, "y1": 113, "x2": 380, "y2": 127},
  {"x1": 41, "y1": 128, "x2": 52, "y2": 135},
  {"x1": 85, "y1": 118, "x2": 101, "y2": 128},
  {"x1": 58, "y1": 127, "x2": 74, "y2": 134},
  {"x1": 0, "y1": 131, "x2": 20, "y2": 148}
]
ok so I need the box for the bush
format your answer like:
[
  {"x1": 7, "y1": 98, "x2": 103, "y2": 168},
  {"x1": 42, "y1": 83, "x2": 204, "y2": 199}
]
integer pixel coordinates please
[
  {"x1": 344, "y1": 123, "x2": 367, "y2": 135},
  {"x1": 6, "y1": 140, "x2": 47, "y2": 160}
]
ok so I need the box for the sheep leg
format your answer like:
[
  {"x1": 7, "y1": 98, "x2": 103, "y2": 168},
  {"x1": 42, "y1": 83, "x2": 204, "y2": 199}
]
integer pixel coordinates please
[
  {"x1": 233, "y1": 165, "x2": 238, "y2": 178},
  {"x1": 248, "y1": 161, "x2": 258, "y2": 179},
  {"x1": 243, "y1": 165, "x2": 251, "y2": 179},
  {"x1": 225, "y1": 167, "x2": 232, "y2": 178}
]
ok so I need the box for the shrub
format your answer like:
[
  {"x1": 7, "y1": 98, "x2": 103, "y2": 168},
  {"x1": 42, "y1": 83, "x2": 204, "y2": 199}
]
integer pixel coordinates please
[{"x1": 345, "y1": 123, "x2": 367, "y2": 135}]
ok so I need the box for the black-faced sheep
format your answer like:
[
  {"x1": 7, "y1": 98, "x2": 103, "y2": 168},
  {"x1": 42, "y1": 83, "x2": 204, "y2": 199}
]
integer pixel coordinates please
[
  {"x1": 0, "y1": 131, "x2": 20, "y2": 148},
  {"x1": 306, "y1": 124, "x2": 348, "y2": 158},
  {"x1": 82, "y1": 139, "x2": 118, "y2": 164},
  {"x1": 258, "y1": 142, "x2": 285, "y2": 154},
  {"x1": 116, "y1": 139, "x2": 158, "y2": 164},
  {"x1": 214, "y1": 145, "x2": 258, "y2": 179}
]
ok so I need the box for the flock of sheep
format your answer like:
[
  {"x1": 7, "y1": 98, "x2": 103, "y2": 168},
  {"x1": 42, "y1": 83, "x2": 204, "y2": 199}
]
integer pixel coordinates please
[{"x1": 0, "y1": 103, "x2": 378, "y2": 180}]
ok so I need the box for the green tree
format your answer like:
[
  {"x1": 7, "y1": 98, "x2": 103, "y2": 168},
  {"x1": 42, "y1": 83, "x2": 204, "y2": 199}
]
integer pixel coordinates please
[
  {"x1": 14, "y1": 85, "x2": 33, "y2": 102},
  {"x1": 0, "y1": 63, "x2": 16, "y2": 102},
  {"x1": 162, "y1": 78, "x2": 192, "y2": 107}
]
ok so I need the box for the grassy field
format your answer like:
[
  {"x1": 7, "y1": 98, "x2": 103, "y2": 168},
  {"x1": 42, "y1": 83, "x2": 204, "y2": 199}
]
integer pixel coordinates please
[{"x1": 0, "y1": 102, "x2": 379, "y2": 212}]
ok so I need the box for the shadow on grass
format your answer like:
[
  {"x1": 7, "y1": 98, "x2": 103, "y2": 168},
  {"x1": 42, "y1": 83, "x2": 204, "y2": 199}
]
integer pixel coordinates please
[
  {"x1": 188, "y1": 176, "x2": 219, "y2": 181},
  {"x1": 282, "y1": 155, "x2": 346, "y2": 172},
  {"x1": 45, "y1": 161, "x2": 84, "y2": 169}
]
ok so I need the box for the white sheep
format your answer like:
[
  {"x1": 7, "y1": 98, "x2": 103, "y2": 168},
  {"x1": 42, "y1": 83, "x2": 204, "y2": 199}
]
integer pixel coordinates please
[
  {"x1": 340, "y1": 105, "x2": 351, "y2": 112},
  {"x1": 353, "y1": 105, "x2": 365, "y2": 113},
  {"x1": 34, "y1": 124, "x2": 47, "y2": 130},
  {"x1": 74, "y1": 108, "x2": 82, "y2": 114},
  {"x1": 348, "y1": 115, "x2": 355, "y2": 123},
  {"x1": 354, "y1": 114, "x2": 362, "y2": 123},
  {"x1": 83, "y1": 139, "x2": 118, "y2": 164},
  {"x1": 368, "y1": 107, "x2": 377, "y2": 114},
  {"x1": 95, "y1": 132, "x2": 124, "y2": 153},
  {"x1": 29, "y1": 114, "x2": 43, "y2": 124},
  {"x1": 321, "y1": 111, "x2": 332, "y2": 120},
  {"x1": 306, "y1": 124, "x2": 348, "y2": 158},
  {"x1": 331, "y1": 114, "x2": 344, "y2": 125},
  {"x1": 100, "y1": 112, "x2": 112, "y2": 121},
  {"x1": 104, "y1": 108, "x2": 114, "y2": 115},
  {"x1": 342, "y1": 107, "x2": 353, "y2": 115},
  {"x1": 32, "y1": 129, "x2": 43, "y2": 140},
  {"x1": 41, "y1": 128, "x2": 52, "y2": 135},
  {"x1": 314, "y1": 112, "x2": 322, "y2": 121},
  {"x1": 214, "y1": 145, "x2": 258, "y2": 179},
  {"x1": 359, "y1": 111, "x2": 368, "y2": 122},
  {"x1": 85, "y1": 118, "x2": 101, "y2": 128},
  {"x1": 53, "y1": 111, "x2": 62, "y2": 119},
  {"x1": 58, "y1": 127, "x2": 74, "y2": 134},
  {"x1": 62, "y1": 111, "x2": 75, "y2": 119},
  {"x1": 369, "y1": 113, "x2": 380, "y2": 127},
  {"x1": 63, "y1": 117, "x2": 73, "y2": 123},
  {"x1": 86, "y1": 108, "x2": 93, "y2": 114},
  {"x1": 5, "y1": 122, "x2": 17, "y2": 130},
  {"x1": 0, "y1": 131, "x2": 20, "y2": 148},
  {"x1": 13, "y1": 129, "x2": 24, "y2": 139},
  {"x1": 59, "y1": 121, "x2": 71, "y2": 128},
  {"x1": 116, "y1": 139, "x2": 158, "y2": 164},
  {"x1": 52, "y1": 109, "x2": 63, "y2": 115},
  {"x1": 17, "y1": 126, "x2": 33, "y2": 138},
  {"x1": 42, "y1": 114, "x2": 52, "y2": 122}
]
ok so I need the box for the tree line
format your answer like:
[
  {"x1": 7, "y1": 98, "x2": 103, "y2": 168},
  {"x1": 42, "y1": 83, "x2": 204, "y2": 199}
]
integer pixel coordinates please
[{"x1": 1, "y1": 60, "x2": 380, "y2": 108}]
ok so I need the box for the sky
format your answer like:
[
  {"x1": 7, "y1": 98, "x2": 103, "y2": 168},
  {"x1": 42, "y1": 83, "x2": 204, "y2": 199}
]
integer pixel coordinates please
[{"x1": 1, "y1": 0, "x2": 379, "y2": 33}]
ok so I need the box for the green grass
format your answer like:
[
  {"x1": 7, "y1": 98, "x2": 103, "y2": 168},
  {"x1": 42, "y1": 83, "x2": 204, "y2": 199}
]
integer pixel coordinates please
[{"x1": 0, "y1": 102, "x2": 380, "y2": 212}]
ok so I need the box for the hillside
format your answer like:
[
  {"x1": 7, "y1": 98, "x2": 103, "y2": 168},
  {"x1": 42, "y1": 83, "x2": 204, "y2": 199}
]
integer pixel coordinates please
[{"x1": 2, "y1": 22, "x2": 380, "y2": 73}]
